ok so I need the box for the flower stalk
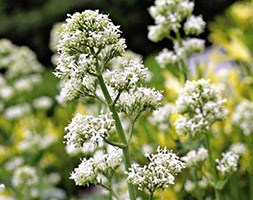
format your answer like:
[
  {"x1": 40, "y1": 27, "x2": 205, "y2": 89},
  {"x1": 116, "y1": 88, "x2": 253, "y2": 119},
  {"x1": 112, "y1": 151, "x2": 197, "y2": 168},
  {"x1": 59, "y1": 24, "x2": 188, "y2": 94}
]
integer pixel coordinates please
[
  {"x1": 97, "y1": 74, "x2": 136, "y2": 200},
  {"x1": 204, "y1": 132, "x2": 222, "y2": 200}
]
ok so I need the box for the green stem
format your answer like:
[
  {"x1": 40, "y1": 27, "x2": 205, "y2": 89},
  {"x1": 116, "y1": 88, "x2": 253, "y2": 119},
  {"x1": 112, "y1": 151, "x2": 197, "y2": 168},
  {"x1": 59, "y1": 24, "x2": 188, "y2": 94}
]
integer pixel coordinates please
[
  {"x1": 100, "y1": 184, "x2": 120, "y2": 200},
  {"x1": 97, "y1": 74, "x2": 136, "y2": 200},
  {"x1": 247, "y1": 135, "x2": 253, "y2": 200},
  {"x1": 204, "y1": 132, "x2": 222, "y2": 200},
  {"x1": 149, "y1": 192, "x2": 154, "y2": 200},
  {"x1": 192, "y1": 168, "x2": 203, "y2": 200},
  {"x1": 229, "y1": 174, "x2": 239, "y2": 200}
]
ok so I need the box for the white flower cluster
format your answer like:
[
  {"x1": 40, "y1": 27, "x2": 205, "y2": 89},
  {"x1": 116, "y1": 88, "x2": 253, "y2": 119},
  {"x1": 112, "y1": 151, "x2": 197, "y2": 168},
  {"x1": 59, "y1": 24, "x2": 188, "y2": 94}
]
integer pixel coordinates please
[
  {"x1": 12, "y1": 166, "x2": 39, "y2": 198},
  {"x1": 18, "y1": 130, "x2": 56, "y2": 152},
  {"x1": 175, "y1": 79, "x2": 227, "y2": 136},
  {"x1": 70, "y1": 146, "x2": 122, "y2": 186},
  {"x1": 229, "y1": 143, "x2": 246, "y2": 155},
  {"x1": 64, "y1": 112, "x2": 115, "y2": 148},
  {"x1": 216, "y1": 151, "x2": 239, "y2": 176},
  {"x1": 149, "y1": 103, "x2": 174, "y2": 131},
  {"x1": 148, "y1": 0, "x2": 205, "y2": 68},
  {"x1": 116, "y1": 87, "x2": 163, "y2": 118},
  {"x1": 125, "y1": 147, "x2": 185, "y2": 192},
  {"x1": 3, "y1": 103, "x2": 31, "y2": 120},
  {"x1": 0, "y1": 39, "x2": 43, "y2": 79},
  {"x1": 148, "y1": 0, "x2": 195, "y2": 42},
  {"x1": 156, "y1": 38, "x2": 205, "y2": 68},
  {"x1": 104, "y1": 60, "x2": 148, "y2": 91},
  {"x1": 184, "y1": 15, "x2": 206, "y2": 35},
  {"x1": 181, "y1": 146, "x2": 208, "y2": 167},
  {"x1": 55, "y1": 10, "x2": 126, "y2": 101},
  {"x1": 233, "y1": 100, "x2": 253, "y2": 135}
]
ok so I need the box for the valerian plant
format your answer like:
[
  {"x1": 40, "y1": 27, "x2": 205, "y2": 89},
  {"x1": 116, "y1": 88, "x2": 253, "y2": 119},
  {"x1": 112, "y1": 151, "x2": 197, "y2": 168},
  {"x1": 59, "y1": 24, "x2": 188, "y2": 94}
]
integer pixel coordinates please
[{"x1": 54, "y1": 9, "x2": 184, "y2": 200}]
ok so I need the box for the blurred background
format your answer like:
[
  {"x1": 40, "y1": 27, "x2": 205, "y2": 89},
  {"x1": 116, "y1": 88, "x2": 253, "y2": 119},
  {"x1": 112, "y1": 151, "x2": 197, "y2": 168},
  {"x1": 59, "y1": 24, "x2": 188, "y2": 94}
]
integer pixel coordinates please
[{"x1": 0, "y1": 0, "x2": 236, "y2": 66}]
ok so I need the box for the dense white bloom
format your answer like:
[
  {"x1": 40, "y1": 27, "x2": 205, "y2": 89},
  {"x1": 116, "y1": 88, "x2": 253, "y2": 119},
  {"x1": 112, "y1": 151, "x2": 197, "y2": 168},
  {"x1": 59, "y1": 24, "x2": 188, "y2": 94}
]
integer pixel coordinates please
[
  {"x1": 175, "y1": 79, "x2": 227, "y2": 136},
  {"x1": 216, "y1": 151, "x2": 239, "y2": 175},
  {"x1": 184, "y1": 15, "x2": 206, "y2": 35},
  {"x1": 156, "y1": 48, "x2": 179, "y2": 68},
  {"x1": 70, "y1": 146, "x2": 122, "y2": 186},
  {"x1": 181, "y1": 146, "x2": 208, "y2": 167},
  {"x1": 116, "y1": 87, "x2": 163, "y2": 117},
  {"x1": 64, "y1": 112, "x2": 115, "y2": 148},
  {"x1": 181, "y1": 38, "x2": 205, "y2": 56},
  {"x1": 55, "y1": 10, "x2": 126, "y2": 101},
  {"x1": 148, "y1": 0, "x2": 196, "y2": 42},
  {"x1": 229, "y1": 143, "x2": 246, "y2": 155},
  {"x1": 109, "y1": 50, "x2": 143, "y2": 70},
  {"x1": 126, "y1": 147, "x2": 185, "y2": 192},
  {"x1": 32, "y1": 96, "x2": 53, "y2": 110},
  {"x1": 3, "y1": 103, "x2": 31, "y2": 120},
  {"x1": 233, "y1": 100, "x2": 253, "y2": 135},
  {"x1": 149, "y1": 103, "x2": 174, "y2": 131},
  {"x1": 104, "y1": 60, "x2": 148, "y2": 91}
]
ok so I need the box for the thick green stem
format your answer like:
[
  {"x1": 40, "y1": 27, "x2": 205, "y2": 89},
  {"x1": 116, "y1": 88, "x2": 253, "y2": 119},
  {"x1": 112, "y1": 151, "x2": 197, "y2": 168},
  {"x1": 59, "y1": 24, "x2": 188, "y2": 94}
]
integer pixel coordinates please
[
  {"x1": 97, "y1": 74, "x2": 136, "y2": 200},
  {"x1": 100, "y1": 184, "x2": 120, "y2": 200},
  {"x1": 204, "y1": 133, "x2": 222, "y2": 200}
]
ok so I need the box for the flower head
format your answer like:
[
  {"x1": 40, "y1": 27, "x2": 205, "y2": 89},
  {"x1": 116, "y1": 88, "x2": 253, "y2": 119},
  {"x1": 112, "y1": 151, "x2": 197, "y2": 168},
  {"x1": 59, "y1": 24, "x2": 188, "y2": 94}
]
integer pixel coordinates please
[
  {"x1": 233, "y1": 100, "x2": 253, "y2": 135},
  {"x1": 116, "y1": 87, "x2": 163, "y2": 117},
  {"x1": 126, "y1": 147, "x2": 185, "y2": 192},
  {"x1": 181, "y1": 146, "x2": 208, "y2": 167},
  {"x1": 175, "y1": 79, "x2": 227, "y2": 136},
  {"x1": 55, "y1": 10, "x2": 126, "y2": 101},
  {"x1": 149, "y1": 103, "x2": 174, "y2": 131},
  {"x1": 216, "y1": 151, "x2": 239, "y2": 176},
  {"x1": 70, "y1": 146, "x2": 122, "y2": 186},
  {"x1": 64, "y1": 112, "x2": 115, "y2": 148}
]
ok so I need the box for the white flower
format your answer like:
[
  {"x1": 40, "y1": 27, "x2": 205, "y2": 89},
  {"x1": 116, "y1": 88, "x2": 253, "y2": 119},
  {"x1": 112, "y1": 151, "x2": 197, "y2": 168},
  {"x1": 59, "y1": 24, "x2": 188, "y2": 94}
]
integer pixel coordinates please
[
  {"x1": 12, "y1": 166, "x2": 39, "y2": 189},
  {"x1": 184, "y1": 15, "x2": 206, "y2": 35},
  {"x1": 148, "y1": 0, "x2": 196, "y2": 42},
  {"x1": 4, "y1": 157, "x2": 24, "y2": 171},
  {"x1": 64, "y1": 112, "x2": 115, "y2": 148},
  {"x1": 70, "y1": 146, "x2": 122, "y2": 186},
  {"x1": 175, "y1": 79, "x2": 227, "y2": 136},
  {"x1": 181, "y1": 146, "x2": 208, "y2": 167},
  {"x1": 184, "y1": 180, "x2": 195, "y2": 192},
  {"x1": 0, "y1": 86, "x2": 14, "y2": 100},
  {"x1": 216, "y1": 151, "x2": 239, "y2": 176},
  {"x1": 149, "y1": 103, "x2": 174, "y2": 131},
  {"x1": 104, "y1": 60, "x2": 148, "y2": 91},
  {"x1": 156, "y1": 48, "x2": 179, "y2": 68},
  {"x1": 3, "y1": 103, "x2": 31, "y2": 120},
  {"x1": 126, "y1": 147, "x2": 185, "y2": 192},
  {"x1": 229, "y1": 143, "x2": 246, "y2": 155},
  {"x1": 55, "y1": 10, "x2": 126, "y2": 101},
  {"x1": 175, "y1": 38, "x2": 205, "y2": 57},
  {"x1": 116, "y1": 87, "x2": 163, "y2": 117},
  {"x1": 70, "y1": 158, "x2": 97, "y2": 186},
  {"x1": 0, "y1": 184, "x2": 5, "y2": 191},
  {"x1": 233, "y1": 100, "x2": 253, "y2": 135},
  {"x1": 33, "y1": 96, "x2": 53, "y2": 110}
]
